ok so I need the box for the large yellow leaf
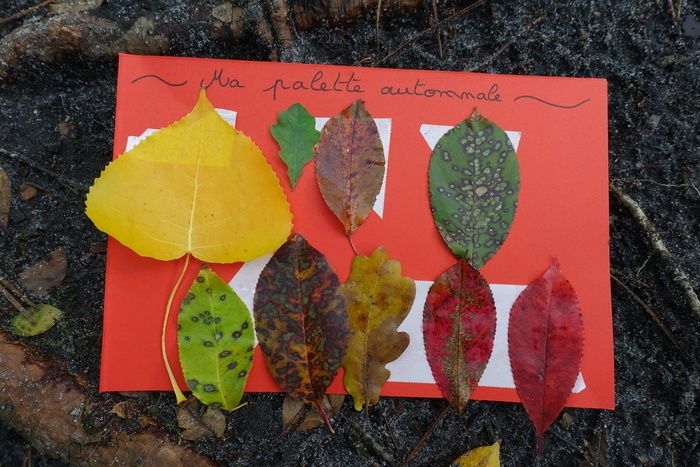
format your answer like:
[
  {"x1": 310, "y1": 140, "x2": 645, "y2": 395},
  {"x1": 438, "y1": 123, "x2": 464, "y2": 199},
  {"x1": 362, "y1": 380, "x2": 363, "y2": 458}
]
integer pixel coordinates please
[
  {"x1": 452, "y1": 441, "x2": 501, "y2": 467},
  {"x1": 85, "y1": 90, "x2": 292, "y2": 263}
]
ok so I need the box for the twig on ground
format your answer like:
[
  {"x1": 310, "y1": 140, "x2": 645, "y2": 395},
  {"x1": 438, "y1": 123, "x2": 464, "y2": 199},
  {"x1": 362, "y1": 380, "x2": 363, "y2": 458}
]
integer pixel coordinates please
[
  {"x1": 430, "y1": 0, "x2": 444, "y2": 59},
  {"x1": 0, "y1": 0, "x2": 53, "y2": 26},
  {"x1": 400, "y1": 402, "x2": 451, "y2": 466},
  {"x1": 469, "y1": 15, "x2": 545, "y2": 71},
  {"x1": 338, "y1": 412, "x2": 395, "y2": 464},
  {"x1": 611, "y1": 272, "x2": 696, "y2": 367},
  {"x1": 610, "y1": 182, "x2": 700, "y2": 318},
  {"x1": 617, "y1": 177, "x2": 700, "y2": 197},
  {"x1": 381, "y1": 411, "x2": 400, "y2": 455},
  {"x1": 375, "y1": 0, "x2": 383, "y2": 40},
  {"x1": 373, "y1": 0, "x2": 486, "y2": 66},
  {"x1": 0, "y1": 148, "x2": 87, "y2": 194}
]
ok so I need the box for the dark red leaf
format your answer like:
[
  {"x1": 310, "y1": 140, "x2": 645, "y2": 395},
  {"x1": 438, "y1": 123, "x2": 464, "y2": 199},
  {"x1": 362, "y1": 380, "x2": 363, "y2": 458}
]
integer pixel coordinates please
[
  {"x1": 423, "y1": 259, "x2": 496, "y2": 412},
  {"x1": 253, "y1": 233, "x2": 348, "y2": 405},
  {"x1": 508, "y1": 260, "x2": 584, "y2": 451}
]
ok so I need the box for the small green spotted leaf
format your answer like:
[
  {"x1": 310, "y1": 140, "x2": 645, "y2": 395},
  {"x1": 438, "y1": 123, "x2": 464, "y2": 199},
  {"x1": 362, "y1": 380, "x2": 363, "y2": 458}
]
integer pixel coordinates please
[
  {"x1": 429, "y1": 109, "x2": 519, "y2": 268},
  {"x1": 270, "y1": 103, "x2": 320, "y2": 189},
  {"x1": 10, "y1": 304, "x2": 63, "y2": 336},
  {"x1": 177, "y1": 264, "x2": 254, "y2": 411}
]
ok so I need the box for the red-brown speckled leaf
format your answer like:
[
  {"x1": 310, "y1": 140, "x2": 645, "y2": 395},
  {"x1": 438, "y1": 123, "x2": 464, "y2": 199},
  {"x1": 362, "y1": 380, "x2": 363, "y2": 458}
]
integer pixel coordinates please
[
  {"x1": 508, "y1": 260, "x2": 584, "y2": 452},
  {"x1": 423, "y1": 259, "x2": 496, "y2": 412},
  {"x1": 314, "y1": 100, "x2": 385, "y2": 235},
  {"x1": 253, "y1": 233, "x2": 349, "y2": 407}
]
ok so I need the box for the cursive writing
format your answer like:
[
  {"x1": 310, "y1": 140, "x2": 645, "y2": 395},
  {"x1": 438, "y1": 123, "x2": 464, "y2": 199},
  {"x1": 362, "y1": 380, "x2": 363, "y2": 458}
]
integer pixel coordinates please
[
  {"x1": 262, "y1": 70, "x2": 365, "y2": 101},
  {"x1": 200, "y1": 68, "x2": 245, "y2": 90},
  {"x1": 380, "y1": 81, "x2": 501, "y2": 102}
]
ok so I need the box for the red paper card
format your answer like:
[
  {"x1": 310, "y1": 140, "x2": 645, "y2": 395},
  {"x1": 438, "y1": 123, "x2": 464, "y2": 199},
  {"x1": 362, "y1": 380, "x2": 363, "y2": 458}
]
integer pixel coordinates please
[{"x1": 100, "y1": 54, "x2": 613, "y2": 409}]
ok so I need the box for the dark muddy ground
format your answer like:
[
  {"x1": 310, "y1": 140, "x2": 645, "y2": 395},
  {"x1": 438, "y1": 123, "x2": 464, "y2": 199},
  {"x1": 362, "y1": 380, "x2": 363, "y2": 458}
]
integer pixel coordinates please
[{"x1": 0, "y1": 0, "x2": 698, "y2": 466}]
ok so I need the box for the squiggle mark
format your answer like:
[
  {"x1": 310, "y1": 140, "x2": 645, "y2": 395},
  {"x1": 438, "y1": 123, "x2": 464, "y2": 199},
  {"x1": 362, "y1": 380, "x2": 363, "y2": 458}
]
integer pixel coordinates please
[
  {"x1": 513, "y1": 95, "x2": 591, "y2": 109},
  {"x1": 131, "y1": 74, "x2": 188, "y2": 87}
]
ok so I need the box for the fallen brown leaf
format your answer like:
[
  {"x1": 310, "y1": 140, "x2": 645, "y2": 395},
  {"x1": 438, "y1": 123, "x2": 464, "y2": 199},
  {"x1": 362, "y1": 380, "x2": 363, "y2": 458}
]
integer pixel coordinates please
[
  {"x1": 559, "y1": 411, "x2": 574, "y2": 429},
  {"x1": 18, "y1": 183, "x2": 38, "y2": 201},
  {"x1": 176, "y1": 397, "x2": 226, "y2": 440},
  {"x1": 282, "y1": 394, "x2": 345, "y2": 432},
  {"x1": 0, "y1": 166, "x2": 10, "y2": 227},
  {"x1": 19, "y1": 249, "x2": 68, "y2": 295},
  {"x1": 581, "y1": 423, "x2": 609, "y2": 467}
]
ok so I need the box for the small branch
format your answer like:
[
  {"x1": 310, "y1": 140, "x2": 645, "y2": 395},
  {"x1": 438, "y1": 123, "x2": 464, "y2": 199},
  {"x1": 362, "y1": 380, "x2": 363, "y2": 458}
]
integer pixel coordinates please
[
  {"x1": 373, "y1": 0, "x2": 486, "y2": 66},
  {"x1": 611, "y1": 272, "x2": 696, "y2": 367},
  {"x1": 0, "y1": 0, "x2": 53, "y2": 26},
  {"x1": 381, "y1": 411, "x2": 400, "y2": 454},
  {"x1": 0, "y1": 148, "x2": 86, "y2": 194},
  {"x1": 0, "y1": 280, "x2": 36, "y2": 323},
  {"x1": 610, "y1": 183, "x2": 700, "y2": 318},
  {"x1": 375, "y1": 0, "x2": 383, "y2": 40},
  {"x1": 338, "y1": 412, "x2": 395, "y2": 464},
  {"x1": 400, "y1": 402, "x2": 451, "y2": 466},
  {"x1": 469, "y1": 15, "x2": 545, "y2": 71},
  {"x1": 430, "y1": 0, "x2": 444, "y2": 59}
]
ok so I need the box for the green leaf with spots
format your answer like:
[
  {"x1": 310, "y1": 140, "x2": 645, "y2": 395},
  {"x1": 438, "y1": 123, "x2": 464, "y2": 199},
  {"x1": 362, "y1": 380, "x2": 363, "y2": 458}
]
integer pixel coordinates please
[
  {"x1": 270, "y1": 103, "x2": 320, "y2": 189},
  {"x1": 429, "y1": 109, "x2": 519, "y2": 268},
  {"x1": 177, "y1": 264, "x2": 255, "y2": 411},
  {"x1": 11, "y1": 304, "x2": 63, "y2": 336}
]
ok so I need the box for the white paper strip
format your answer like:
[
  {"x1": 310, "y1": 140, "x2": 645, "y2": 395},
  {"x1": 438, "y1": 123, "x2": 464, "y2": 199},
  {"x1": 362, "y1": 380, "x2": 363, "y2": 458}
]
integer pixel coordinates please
[{"x1": 419, "y1": 124, "x2": 522, "y2": 152}]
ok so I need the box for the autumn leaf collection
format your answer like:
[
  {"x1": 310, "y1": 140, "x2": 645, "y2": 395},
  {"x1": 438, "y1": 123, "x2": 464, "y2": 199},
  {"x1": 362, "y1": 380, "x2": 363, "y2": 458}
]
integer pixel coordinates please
[{"x1": 85, "y1": 90, "x2": 585, "y2": 458}]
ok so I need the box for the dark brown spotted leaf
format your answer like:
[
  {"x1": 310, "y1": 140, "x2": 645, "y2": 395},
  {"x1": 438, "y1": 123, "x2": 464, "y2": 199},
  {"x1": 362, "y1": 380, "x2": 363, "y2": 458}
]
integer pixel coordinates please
[
  {"x1": 315, "y1": 100, "x2": 385, "y2": 235},
  {"x1": 253, "y1": 233, "x2": 348, "y2": 406}
]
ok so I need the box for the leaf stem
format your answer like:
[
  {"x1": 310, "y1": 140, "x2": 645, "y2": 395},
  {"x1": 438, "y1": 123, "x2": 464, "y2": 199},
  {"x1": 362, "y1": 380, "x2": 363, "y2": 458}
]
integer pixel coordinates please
[
  {"x1": 162, "y1": 253, "x2": 191, "y2": 404},
  {"x1": 347, "y1": 234, "x2": 358, "y2": 256},
  {"x1": 314, "y1": 399, "x2": 335, "y2": 433}
]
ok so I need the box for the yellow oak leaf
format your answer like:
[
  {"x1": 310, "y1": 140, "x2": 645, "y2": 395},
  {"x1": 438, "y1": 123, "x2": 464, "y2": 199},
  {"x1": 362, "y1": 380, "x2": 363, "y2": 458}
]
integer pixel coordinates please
[
  {"x1": 342, "y1": 247, "x2": 415, "y2": 411},
  {"x1": 85, "y1": 90, "x2": 292, "y2": 263},
  {"x1": 452, "y1": 441, "x2": 501, "y2": 467}
]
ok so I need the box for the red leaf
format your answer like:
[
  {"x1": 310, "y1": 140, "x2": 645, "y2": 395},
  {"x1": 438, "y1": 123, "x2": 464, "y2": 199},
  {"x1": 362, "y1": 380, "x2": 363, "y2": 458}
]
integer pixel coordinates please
[
  {"x1": 508, "y1": 260, "x2": 584, "y2": 451},
  {"x1": 423, "y1": 260, "x2": 496, "y2": 412}
]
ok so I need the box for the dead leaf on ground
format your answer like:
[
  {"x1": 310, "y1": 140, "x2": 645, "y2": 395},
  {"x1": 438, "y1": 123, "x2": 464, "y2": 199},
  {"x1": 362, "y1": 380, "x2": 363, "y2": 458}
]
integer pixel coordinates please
[
  {"x1": 117, "y1": 391, "x2": 149, "y2": 398},
  {"x1": 18, "y1": 183, "x2": 38, "y2": 201},
  {"x1": 57, "y1": 120, "x2": 76, "y2": 137},
  {"x1": 48, "y1": 0, "x2": 104, "y2": 15},
  {"x1": 89, "y1": 241, "x2": 107, "y2": 253},
  {"x1": 559, "y1": 412, "x2": 574, "y2": 429},
  {"x1": 0, "y1": 166, "x2": 10, "y2": 227},
  {"x1": 282, "y1": 394, "x2": 345, "y2": 432},
  {"x1": 19, "y1": 249, "x2": 68, "y2": 295},
  {"x1": 176, "y1": 397, "x2": 227, "y2": 440},
  {"x1": 111, "y1": 400, "x2": 157, "y2": 429},
  {"x1": 111, "y1": 401, "x2": 134, "y2": 418},
  {"x1": 581, "y1": 423, "x2": 609, "y2": 467}
]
